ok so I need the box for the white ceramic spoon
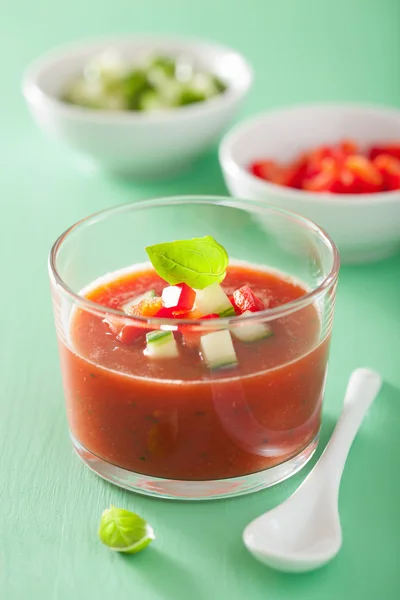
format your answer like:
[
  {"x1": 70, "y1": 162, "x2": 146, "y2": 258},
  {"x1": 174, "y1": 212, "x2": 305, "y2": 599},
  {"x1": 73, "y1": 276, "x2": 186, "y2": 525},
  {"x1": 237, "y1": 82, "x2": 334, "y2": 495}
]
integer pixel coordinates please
[{"x1": 243, "y1": 368, "x2": 382, "y2": 573}]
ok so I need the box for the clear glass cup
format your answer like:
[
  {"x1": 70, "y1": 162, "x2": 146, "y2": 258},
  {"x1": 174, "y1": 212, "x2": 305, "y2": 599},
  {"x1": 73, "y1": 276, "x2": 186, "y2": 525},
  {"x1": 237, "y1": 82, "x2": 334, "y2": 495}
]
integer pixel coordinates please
[{"x1": 49, "y1": 196, "x2": 339, "y2": 500}]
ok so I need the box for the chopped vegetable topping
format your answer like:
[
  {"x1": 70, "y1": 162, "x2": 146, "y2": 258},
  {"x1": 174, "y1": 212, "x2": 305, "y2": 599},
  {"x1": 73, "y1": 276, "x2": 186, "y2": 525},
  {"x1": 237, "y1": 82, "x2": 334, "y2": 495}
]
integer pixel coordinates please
[
  {"x1": 373, "y1": 154, "x2": 400, "y2": 191},
  {"x1": 194, "y1": 283, "x2": 233, "y2": 316},
  {"x1": 249, "y1": 139, "x2": 400, "y2": 193},
  {"x1": 232, "y1": 286, "x2": 265, "y2": 313},
  {"x1": 231, "y1": 311, "x2": 273, "y2": 343},
  {"x1": 104, "y1": 236, "x2": 275, "y2": 364},
  {"x1": 123, "y1": 290, "x2": 156, "y2": 314},
  {"x1": 146, "y1": 330, "x2": 179, "y2": 359},
  {"x1": 130, "y1": 297, "x2": 163, "y2": 317},
  {"x1": 161, "y1": 283, "x2": 196, "y2": 311},
  {"x1": 200, "y1": 329, "x2": 238, "y2": 370},
  {"x1": 117, "y1": 324, "x2": 143, "y2": 345},
  {"x1": 62, "y1": 51, "x2": 227, "y2": 112}
]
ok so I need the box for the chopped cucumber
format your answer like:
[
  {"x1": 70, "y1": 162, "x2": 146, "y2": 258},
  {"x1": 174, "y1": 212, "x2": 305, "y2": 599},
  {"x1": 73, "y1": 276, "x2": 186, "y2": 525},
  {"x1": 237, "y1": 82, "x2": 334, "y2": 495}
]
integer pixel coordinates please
[
  {"x1": 191, "y1": 72, "x2": 220, "y2": 98},
  {"x1": 123, "y1": 290, "x2": 156, "y2": 314},
  {"x1": 195, "y1": 283, "x2": 233, "y2": 317},
  {"x1": 200, "y1": 329, "x2": 238, "y2": 371},
  {"x1": 84, "y1": 49, "x2": 126, "y2": 85},
  {"x1": 231, "y1": 310, "x2": 273, "y2": 343},
  {"x1": 146, "y1": 330, "x2": 178, "y2": 359},
  {"x1": 138, "y1": 89, "x2": 170, "y2": 112},
  {"x1": 219, "y1": 306, "x2": 236, "y2": 318}
]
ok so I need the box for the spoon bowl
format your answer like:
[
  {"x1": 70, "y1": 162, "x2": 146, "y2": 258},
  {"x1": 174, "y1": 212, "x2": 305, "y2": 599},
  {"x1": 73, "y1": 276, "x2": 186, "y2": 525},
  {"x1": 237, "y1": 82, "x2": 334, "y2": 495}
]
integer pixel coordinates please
[
  {"x1": 244, "y1": 482, "x2": 342, "y2": 572},
  {"x1": 243, "y1": 368, "x2": 382, "y2": 572}
]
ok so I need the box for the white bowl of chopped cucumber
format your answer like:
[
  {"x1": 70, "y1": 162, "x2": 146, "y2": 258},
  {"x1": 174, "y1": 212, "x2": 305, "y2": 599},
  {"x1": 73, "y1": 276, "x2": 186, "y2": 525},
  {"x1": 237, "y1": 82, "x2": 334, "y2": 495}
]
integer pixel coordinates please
[{"x1": 22, "y1": 36, "x2": 252, "y2": 178}]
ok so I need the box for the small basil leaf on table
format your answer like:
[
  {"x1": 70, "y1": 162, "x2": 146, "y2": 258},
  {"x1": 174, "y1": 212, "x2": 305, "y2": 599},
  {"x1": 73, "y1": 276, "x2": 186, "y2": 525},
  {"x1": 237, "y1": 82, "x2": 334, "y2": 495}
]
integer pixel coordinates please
[{"x1": 98, "y1": 505, "x2": 155, "y2": 554}]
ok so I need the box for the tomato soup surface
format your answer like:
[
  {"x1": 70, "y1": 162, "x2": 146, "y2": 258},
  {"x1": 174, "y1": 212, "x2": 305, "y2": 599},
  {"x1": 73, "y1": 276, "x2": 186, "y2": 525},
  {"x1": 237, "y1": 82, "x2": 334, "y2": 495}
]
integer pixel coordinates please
[{"x1": 60, "y1": 263, "x2": 330, "y2": 480}]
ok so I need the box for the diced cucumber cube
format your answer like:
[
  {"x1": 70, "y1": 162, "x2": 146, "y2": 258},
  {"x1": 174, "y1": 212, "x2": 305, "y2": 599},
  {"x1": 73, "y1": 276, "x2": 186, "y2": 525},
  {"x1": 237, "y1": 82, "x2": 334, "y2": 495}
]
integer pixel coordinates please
[
  {"x1": 219, "y1": 306, "x2": 236, "y2": 318},
  {"x1": 200, "y1": 329, "x2": 238, "y2": 371},
  {"x1": 146, "y1": 330, "x2": 178, "y2": 359},
  {"x1": 191, "y1": 72, "x2": 219, "y2": 98},
  {"x1": 138, "y1": 89, "x2": 169, "y2": 112},
  {"x1": 194, "y1": 283, "x2": 233, "y2": 317},
  {"x1": 231, "y1": 310, "x2": 273, "y2": 343},
  {"x1": 84, "y1": 49, "x2": 126, "y2": 85},
  {"x1": 177, "y1": 86, "x2": 206, "y2": 106}
]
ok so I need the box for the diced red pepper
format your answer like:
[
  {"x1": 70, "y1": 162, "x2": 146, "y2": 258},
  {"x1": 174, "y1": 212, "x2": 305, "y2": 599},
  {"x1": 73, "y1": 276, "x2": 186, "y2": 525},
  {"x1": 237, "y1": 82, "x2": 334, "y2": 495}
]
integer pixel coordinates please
[
  {"x1": 104, "y1": 314, "x2": 144, "y2": 345},
  {"x1": 248, "y1": 138, "x2": 400, "y2": 195},
  {"x1": 304, "y1": 146, "x2": 336, "y2": 179},
  {"x1": 369, "y1": 144, "x2": 400, "y2": 162},
  {"x1": 161, "y1": 283, "x2": 196, "y2": 311},
  {"x1": 155, "y1": 306, "x2": 176, "y2": 318},
  {"x1": 303, "y1": 157, "x2": 340, "y2": 192},
  {"x1": 228, "y1": 295, "x2": 241, "y2": 315},
  {"x1": 338, "y1": 139, "x2": 358, "y2": 156},
  {"x1": 250, "y1": 160, "x2": 287, "y2": 185},
  {"x1": 373, "y1": 154, "x2": 400, "y2": 191},
  {"x1": 201, "y1": 313, "x2": 220, "y2": 319},
  {"x1": 105, "y1": 297, "x2": 163, "y2": 344},
  {"x1": 172, "y1": 309, "x2": 191, "y2": 318},
  {"x1": 117, "y1": 324, "x2": 143, "y2": 345},
  {"x1": 104, "y1": 314, "x2": 123, "y2": 335},
  {"x1": 344, "y1": 155, "x2": 383, "y2": 193},
  {"x1": 233, "y1": 286, "x2": 265, "y2": 313},
  {"x1": 330, "y1": 167, "x2": 358, "y2": 194},
  {"x1": 284, "y1": 155, "x2": 308, "y2": 189}
]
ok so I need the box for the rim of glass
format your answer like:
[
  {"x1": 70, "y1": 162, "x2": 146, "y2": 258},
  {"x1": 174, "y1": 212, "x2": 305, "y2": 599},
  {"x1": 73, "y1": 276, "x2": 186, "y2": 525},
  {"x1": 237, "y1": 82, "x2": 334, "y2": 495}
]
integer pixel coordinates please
[{"x1": 48, "y1": 195, "x2": 340, "y2": 326}]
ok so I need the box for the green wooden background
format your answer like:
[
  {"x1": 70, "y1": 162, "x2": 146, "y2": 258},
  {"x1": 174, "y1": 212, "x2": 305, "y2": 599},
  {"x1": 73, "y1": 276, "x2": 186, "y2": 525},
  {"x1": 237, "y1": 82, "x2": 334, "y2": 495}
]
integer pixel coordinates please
[{"x1": 1, "y1": 1, "x2": 400, "y2": 598}]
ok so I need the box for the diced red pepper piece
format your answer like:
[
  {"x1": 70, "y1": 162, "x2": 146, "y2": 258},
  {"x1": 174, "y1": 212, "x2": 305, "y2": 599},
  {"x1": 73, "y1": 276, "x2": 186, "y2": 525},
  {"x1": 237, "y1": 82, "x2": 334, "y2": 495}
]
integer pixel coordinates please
[
  {"x1": 104, "y1": 314, "x2": 123, "y2": 335},
  {"x1": 233, "y1": 286, "x2": 265, "y2": 313},
  {"x1": 330, "y1": 166, "x2": 358, "y2": 194},
  {"x1": 228, "y1": 295, "x2": 241, "y2": 315},
  {"x1": 303, "y1": 157, "x2": 340, "y2": 192},
  {"x1": 155, "y1": 306, "x2": 176, "y2": 318},
  {"x1": 172, "y1": 309, "x2": 191, "y2": 318},
  {"x1": 338, "y1": 139, "x2": 358, "y2": 156},
  {"x1": 344, "y1": 155, "x2": 383, "y2": 193},
  {"x1": 369, "y1": 144, "x2": 400, "y2": 162},
  {"x1": 117, "y1": 324, "x2": 143, "y2": 345},
  {"x1": 304, "y1": 146, "x2": 335, "y2": 179},
  {"x1": 201, "y1": 313, "x2": 220, "y2": 319},
  {"x1": 104, "y1": 314, "x2": 144, "y2": 345},
  {"x1": 250, "y1": 160, "x2": 287, "y2": 185},
  {"x1": 373, "y1": 154, "x2": 400, "y2": 191},
  {"x1": 161, "y1": 283, "x2": 196, "y2": 311},
  {"x1": 284, "y1": 155, "x2": 308, "y2": 189}
]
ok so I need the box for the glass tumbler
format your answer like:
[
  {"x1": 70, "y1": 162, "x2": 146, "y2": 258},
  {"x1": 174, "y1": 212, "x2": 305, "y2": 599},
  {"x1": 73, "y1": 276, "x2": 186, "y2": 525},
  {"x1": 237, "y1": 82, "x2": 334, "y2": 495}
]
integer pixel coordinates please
[{"x1": 49, "y1": 196, "x2": 339, "y2": 500}]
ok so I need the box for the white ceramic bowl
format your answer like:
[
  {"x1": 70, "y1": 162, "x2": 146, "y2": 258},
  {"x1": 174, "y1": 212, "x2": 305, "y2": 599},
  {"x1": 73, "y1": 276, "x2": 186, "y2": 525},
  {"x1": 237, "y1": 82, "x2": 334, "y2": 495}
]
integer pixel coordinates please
[
  {"x1": 219, "y1": 104, "x2": 400, "y2": 264},
  {"x1": 22, "y1": 36, "x2": 252, "y2": 178}
]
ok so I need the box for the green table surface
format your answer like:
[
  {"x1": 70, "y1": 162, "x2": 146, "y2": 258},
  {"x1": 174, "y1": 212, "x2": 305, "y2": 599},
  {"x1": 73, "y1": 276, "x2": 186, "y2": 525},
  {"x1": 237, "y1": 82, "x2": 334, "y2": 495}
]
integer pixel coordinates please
[{"x1": 1, "y1": 1, "x2": 400, "y2": 598}]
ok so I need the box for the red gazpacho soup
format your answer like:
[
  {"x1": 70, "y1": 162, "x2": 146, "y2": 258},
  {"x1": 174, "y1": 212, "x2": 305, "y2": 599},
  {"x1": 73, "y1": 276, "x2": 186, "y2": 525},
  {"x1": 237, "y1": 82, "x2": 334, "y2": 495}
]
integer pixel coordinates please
[{"x1": 59, "y1": 257, "x2": 330, "y2": 481}]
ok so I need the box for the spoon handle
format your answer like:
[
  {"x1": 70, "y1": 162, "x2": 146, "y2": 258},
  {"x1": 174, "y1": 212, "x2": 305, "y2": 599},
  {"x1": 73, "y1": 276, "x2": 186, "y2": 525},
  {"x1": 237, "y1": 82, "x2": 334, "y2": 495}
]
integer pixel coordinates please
[{"x1": 314, "y1": 368, "x2": 382, "y2": 491}]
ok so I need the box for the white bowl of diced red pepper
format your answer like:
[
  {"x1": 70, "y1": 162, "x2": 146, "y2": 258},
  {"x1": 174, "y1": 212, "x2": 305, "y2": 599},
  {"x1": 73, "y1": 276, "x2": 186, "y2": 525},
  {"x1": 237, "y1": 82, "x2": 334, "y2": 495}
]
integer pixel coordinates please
[{"x1": 219, "y1": 103, "x2": 400, "y2": 264}]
